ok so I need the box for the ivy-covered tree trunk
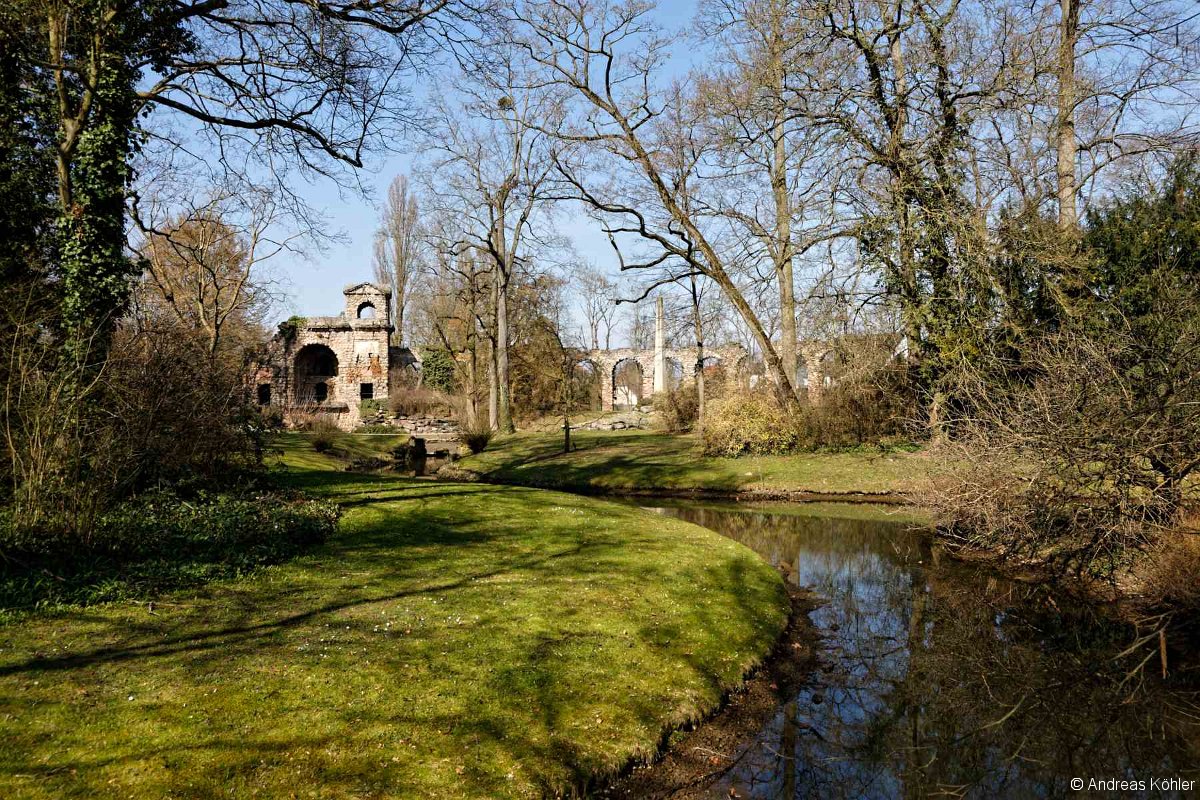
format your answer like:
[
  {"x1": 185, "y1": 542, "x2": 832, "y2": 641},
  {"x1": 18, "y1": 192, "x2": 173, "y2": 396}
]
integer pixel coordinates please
[{"x1": 57, "y1": 46, "x2": 139, "y2": 365}]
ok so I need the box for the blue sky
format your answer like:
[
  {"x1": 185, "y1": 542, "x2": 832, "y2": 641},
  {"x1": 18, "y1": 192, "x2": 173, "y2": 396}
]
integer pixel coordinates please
[{"x1": 273, "y1": 0, "x2": 701, "y2": 327}]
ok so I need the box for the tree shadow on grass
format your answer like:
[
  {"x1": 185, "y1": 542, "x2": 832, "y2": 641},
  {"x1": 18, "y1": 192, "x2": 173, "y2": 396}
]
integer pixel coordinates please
[
  {"x1": 0, "y1": 536, "x2": 598, "y2": 677},
  {"x1": 0, "y1": 475, "x2": 787, "y2": 798}
]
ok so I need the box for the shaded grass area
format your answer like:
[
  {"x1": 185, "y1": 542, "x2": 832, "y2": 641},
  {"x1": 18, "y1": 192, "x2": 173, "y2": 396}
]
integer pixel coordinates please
[
  {"x1": 0, "y1": 436, "x2": 787, "y2": 798},
  {"x1": 275, "y1": 430, "x2": 408, "y2": 466},
  {"x1": 0, "y1": 490, "x2": 338, "y2": 615},
  {"x1": 450, "y1": 429, "x2": 931, "y2": 496}
]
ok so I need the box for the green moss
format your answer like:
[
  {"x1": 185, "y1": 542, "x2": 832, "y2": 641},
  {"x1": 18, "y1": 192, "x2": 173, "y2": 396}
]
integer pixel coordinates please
[
  {"x1": 0, "y1": 432, "x2": 787, "y2": 798},
  {"x1": 277, "y1": 315, "x2": 306, "y2": 342}
]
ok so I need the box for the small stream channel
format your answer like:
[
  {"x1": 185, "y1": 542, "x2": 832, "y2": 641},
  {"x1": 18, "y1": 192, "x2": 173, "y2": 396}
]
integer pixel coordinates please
[{"x1": 638, "y1": 500, "x2": 1200, "y2": 799}]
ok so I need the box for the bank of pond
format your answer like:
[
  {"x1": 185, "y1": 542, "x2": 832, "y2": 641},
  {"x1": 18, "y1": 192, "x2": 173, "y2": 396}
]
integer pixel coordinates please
[
  {"x1": 615, "y1": 500, "x2": 1200, "y2": 799},
  {"x1": 1, "y1": 460, "x2": 1197, "y2": 798}
]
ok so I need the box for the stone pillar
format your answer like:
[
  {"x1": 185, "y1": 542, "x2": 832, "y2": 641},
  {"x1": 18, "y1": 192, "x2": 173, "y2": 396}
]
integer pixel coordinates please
[
  {"x1": 682, "y1": 352, "x2": 697, "y2": 379},
  {"x1": 803, "y1": 348, "x2": 826, "y2": 402},
  {"x1": 653, "y1": 296, "x2": 666, "y2": 394}
]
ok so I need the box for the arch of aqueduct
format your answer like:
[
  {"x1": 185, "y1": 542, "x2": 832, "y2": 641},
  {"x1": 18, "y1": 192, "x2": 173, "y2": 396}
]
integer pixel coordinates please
[
  {"x1": 579, "y1": 345, "x2": 747, "y2": 411},
  {"x1": 578, "y1": 298, "x2": 834, "y2": 411}
]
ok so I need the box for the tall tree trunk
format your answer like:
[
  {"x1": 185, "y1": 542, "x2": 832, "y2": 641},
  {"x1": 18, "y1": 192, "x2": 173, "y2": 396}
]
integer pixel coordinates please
[
  {"x1": 619, "y1": 130, "x2": 802, "y2": 405},
  {"x1": 466, "y1": 312, "x2": 478, "y2": 424},
  {"x1": 55, "y1": 16, "x2": 138, "y2": 365},
  {"x1": 495, "y1": 265, "x2": 514, "y2": 433},
  {"x1": 488, "y1": 274, "x2": 499, "y2": 430},
  {"x1": 689, "y1": 274, "x2": 706, "y2": 430},
  {"x1": 394, "y1": 286, "x2": 405, "y2": 346},
  {"x1": 1056, "y1": 0, "x2": 1080, "y2": 230},
  {"x1": 769, "y1": 7, "x2": 798, "y2": 396}
]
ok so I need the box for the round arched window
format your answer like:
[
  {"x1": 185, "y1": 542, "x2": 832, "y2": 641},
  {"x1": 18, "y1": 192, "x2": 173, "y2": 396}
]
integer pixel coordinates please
[{"x1": 357, "y1": 303, "x2": 377, "y2": 319}]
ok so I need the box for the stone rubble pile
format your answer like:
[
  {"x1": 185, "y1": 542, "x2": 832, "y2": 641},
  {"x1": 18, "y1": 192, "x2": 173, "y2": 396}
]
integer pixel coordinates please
[
  {"x1": 390, "y1": 416, "x2": 460, "y2": 436},
  {"x1": 575, "y1": 411, "x2": 652, "y2": 431}
]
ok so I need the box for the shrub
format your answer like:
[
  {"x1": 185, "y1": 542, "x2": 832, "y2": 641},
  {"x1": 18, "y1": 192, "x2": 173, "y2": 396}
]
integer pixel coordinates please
[
  {"x1": 702, "y1": 390, "x2": 800, "y2": 457},
  {"x1": 1140, "y1": 532, "x2": 1200, "y2": 621},
  {"x1": 420, "y1": 348, "x2": 456, "y2": 393},
  {"x1": 2, "y1": 314, "x2": 266, "y2": 535},
  {"x1": 306, "y1": 416, "x2": 339, "y2": 453},
  {"x1": 924, "y1": 306, "x2": 1200, "y2": 578},
  {"x1": 659, "y1": 383, "x2": 699, "y2": 433},
  {"x1": 459, "y1": 416, "x2": 493, "y2": 454},
  {"x1": 799, "y1": 336, "x2": 918, "y2": 449},
  {"x1": 358, "y1": 398, "x2": 385, "y2": 420},
  {"x1": 277, "y1": 316, "x2": 306, "y2": 343},
  {"x1": 256, "y1": 404, "x2": 285, "y2": 430},
  {"x1": 0, "y1": 489, "x2": 340, "y2": 610},
  {"x1": 388, "y1": 386, "x2": 458, "y2": 418}
]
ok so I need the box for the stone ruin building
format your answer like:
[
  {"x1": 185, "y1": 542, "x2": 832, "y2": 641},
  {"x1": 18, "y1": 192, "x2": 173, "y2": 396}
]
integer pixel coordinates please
[
  {"x1": 253, "y1": 282, "x2": 413, "y2": 430},
  {"x1": 251, "y1": 283, "x2": 903, "y2": 430}
]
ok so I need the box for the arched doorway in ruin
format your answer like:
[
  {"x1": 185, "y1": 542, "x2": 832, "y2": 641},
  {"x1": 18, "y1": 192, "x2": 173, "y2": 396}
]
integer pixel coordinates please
[
  {"x1": 574, "y1": 359, "x2": 603, "y2": 411},
  {"x1": 612, "y1": 358, "x2": 644, "y2": 410},
  {"x1": 294, "y1": 343, "x2": 339, "y2": 404}
]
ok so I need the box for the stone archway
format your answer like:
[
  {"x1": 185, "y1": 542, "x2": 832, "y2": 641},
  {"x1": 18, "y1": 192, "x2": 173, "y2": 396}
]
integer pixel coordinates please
[
  {"x1": 612, "y1": 358, "x2": 644, "y2": 410},
  {"x1": 574, "y1": 359, "x2": 604, "y2": 411},
  {"x1": 294, "y1": 343, "x2": 339, "y2": 404}
]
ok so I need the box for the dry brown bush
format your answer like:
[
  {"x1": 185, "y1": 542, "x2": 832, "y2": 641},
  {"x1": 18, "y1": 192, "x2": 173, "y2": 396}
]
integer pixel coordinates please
[
  {"x1": 803, "y1": 338, "x2": 918, "y2": 448},
  {"x1": 1140, "y1": 532, "x2": 1200, "y2": 617},
  {"x1": 922, "y1": 311, "x2": 1200, "y2": 580},
  {"x1": 2, "y1": 314, "x2": 262, "y2": 537},
  {"x1": 659, "y1": 383, "x2": 699, "y2": 433},
  {"x1": 702, "y1": 388, "x2": 800, "y2": 456},
  {"x1": 387, "y1": 386, "x2": 459, "y2": 418}
]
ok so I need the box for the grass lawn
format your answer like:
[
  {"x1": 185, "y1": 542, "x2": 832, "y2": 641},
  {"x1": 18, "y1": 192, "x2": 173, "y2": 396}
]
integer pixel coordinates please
[
  {"x1": 283, "y1": 430, "x2": 409, "y2": 464},
  {"x1": 449, "y1": 429, "x2": 933, "y2": 496},
  {"x1": 0, "y1": 436, "x2": 788, "y2": 798}
]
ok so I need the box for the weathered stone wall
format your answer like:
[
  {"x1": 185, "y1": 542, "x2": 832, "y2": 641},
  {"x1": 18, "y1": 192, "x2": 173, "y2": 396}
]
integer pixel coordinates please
[
  {"x1": 581, "y1": 345, "x2": 749, "y2": 412},
  {"x1": 257, "y1": 282, "x2": 396, "y2": 431}
]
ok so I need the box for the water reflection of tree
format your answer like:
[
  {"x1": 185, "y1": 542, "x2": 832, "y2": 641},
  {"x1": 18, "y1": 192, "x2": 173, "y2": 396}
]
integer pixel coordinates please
[{"x1": 654, "y1": 505, "x2": 1200, "y2": 799}]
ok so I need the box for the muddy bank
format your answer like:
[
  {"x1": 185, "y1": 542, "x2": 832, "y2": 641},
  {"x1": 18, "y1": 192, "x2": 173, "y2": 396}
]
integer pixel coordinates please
[
  {"x1": 599, "y1": 583, "x2": 822, "y2": 799},
  {"x1": 935, "y1": 537, "x2": 1200, "y2": 644}
]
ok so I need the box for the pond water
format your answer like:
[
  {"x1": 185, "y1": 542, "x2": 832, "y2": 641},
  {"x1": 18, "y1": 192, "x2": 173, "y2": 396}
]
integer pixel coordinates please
[{"x1": 641, "y1": 501, "x2": 1200, "y2": 799}]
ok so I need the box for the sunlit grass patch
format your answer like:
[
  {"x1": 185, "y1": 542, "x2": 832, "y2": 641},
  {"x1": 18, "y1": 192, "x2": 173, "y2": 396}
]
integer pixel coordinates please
[
  {"x1": 0, "y1": 436, "x2": 787, "y2": 798},
  {"x1": 452, "y1": 429, "x2": 931, "y2": 496}
]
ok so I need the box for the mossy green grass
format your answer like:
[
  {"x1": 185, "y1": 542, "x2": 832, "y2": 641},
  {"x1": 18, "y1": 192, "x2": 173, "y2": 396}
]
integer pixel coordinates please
[
  {"x1": 0, "y1": 434, "x2": 787, "y2": 798},
  {"x1": 452, "y1": 429, "x2": 931, "y2": 496}
]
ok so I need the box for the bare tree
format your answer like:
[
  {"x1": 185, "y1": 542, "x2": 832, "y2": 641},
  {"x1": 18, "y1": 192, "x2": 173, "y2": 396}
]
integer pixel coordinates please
[
  {"x1": 512, "y1": 0, "x2": 806, "y2": 405},
  {"x1": 374, "y1": 174, "x2": 424, "y2": 343},
  {"x1": 574, "y1": 264, "x2": 620, "y2": 350},
  {"x1": 133, "y1": 188, "x2": 289, "y2": 357},
  {"x1": 1044, "y1": 0, "x2": 1200, "y2": 229},
  {"x1": 411, "y1": 212, "x2": 493, "y2": 423},
  {"x1": 33, "y1": 0, "x2": 495, "y2": 357},
  {"x1": 422, "y1": 50, "x2": 563, "y2": 432},
  {"x1": 695, "y1": 0, "x2": 855, "y2": 388}
]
